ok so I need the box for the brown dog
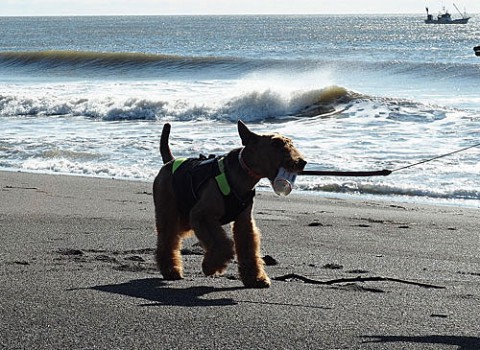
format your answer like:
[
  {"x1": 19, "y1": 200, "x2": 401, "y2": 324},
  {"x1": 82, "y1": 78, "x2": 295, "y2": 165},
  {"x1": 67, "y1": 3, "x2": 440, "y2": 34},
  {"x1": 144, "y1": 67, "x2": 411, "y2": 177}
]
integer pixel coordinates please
[{"x1": 153, "y1": 121, "x2": 306, "y2": 288}]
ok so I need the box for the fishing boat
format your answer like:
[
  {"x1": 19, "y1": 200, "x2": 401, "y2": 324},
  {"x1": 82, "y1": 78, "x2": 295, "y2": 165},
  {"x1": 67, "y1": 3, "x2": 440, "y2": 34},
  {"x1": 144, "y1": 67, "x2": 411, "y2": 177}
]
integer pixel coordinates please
[{"x1": 424, "y1": 4, "x2": 470, "y2": 24}]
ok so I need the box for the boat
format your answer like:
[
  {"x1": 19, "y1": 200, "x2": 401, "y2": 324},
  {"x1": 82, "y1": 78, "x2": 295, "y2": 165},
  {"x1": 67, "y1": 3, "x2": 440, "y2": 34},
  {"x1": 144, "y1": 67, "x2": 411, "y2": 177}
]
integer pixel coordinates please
[
  {"x1": 474, "y1": 46, "x2": 480, "y2": 56},
  {"x1": 425, "y1": 4, "x2": 470, "y2": 24}
]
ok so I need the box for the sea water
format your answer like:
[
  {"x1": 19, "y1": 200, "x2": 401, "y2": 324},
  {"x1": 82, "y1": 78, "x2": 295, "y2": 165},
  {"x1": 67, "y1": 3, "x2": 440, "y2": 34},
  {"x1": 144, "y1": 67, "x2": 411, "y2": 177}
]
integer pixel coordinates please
[{"x1": 0, "y1": 15, "x2": 479, "y2": 207}]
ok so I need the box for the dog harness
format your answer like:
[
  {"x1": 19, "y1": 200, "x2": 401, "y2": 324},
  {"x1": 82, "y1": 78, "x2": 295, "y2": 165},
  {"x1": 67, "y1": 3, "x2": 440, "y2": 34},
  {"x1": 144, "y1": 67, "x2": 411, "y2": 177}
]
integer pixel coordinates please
[{"x1": 172, "y1": 155, "x2": 255, "y2": 225}]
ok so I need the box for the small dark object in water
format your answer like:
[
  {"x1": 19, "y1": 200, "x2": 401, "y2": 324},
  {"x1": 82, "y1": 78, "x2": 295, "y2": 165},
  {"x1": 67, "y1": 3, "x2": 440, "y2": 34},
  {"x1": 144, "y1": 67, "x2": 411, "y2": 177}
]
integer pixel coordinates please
[{"x1": 474, "y1": 46, "x2": 480, "y2": 56}]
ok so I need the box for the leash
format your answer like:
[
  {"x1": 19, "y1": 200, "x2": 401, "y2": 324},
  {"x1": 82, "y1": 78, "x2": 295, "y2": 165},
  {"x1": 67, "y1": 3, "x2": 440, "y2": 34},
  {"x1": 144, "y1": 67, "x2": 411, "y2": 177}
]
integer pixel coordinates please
[
  {"x1": 300, "y1": 169, "x2": 391, "y2": 177},
  {"x1": 299, "y1": 141, "x2": 480, "y2": 177},
  {"x1": 390, "y1": 141, "x2": 480, "y2": 173}
]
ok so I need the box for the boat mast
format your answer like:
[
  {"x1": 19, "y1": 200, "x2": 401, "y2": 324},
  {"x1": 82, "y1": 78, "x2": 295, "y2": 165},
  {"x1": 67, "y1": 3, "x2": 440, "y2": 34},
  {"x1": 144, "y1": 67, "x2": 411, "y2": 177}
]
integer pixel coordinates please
[{"x1": 453, "y1": 3, "x2": 466, "y2": 18}]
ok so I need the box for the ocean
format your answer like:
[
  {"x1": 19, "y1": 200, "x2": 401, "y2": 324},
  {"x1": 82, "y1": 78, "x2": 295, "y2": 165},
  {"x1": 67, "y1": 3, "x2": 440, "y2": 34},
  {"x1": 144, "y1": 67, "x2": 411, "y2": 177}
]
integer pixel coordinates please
[{"x1": 1, "y1": 15, "x2": 479, "y2": 207}]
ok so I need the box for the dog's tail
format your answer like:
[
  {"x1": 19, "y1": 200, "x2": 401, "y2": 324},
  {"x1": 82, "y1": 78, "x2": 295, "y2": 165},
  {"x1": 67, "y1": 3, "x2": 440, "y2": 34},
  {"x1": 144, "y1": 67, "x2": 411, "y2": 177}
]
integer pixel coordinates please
[{"x1": 160, "y1": 123, "x2": 174, "y2": 164}]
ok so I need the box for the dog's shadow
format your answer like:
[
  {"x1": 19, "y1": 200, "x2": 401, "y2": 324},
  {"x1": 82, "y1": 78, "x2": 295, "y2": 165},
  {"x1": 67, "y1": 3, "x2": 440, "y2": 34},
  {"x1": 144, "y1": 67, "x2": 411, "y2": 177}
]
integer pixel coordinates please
[
  {"x1": 361, "y1": 335, "x2": 480, "y2": 350},
  {"x1": 88, "y1": 277, "x2": 241, "y2": 307}
]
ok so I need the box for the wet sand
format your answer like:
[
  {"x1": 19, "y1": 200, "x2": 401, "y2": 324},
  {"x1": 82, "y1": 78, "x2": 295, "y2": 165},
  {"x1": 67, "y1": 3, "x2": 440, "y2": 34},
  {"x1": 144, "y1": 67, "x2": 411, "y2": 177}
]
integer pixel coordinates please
[{"x1": 1, "y1": 170, "x2": 480, "y2": 349}]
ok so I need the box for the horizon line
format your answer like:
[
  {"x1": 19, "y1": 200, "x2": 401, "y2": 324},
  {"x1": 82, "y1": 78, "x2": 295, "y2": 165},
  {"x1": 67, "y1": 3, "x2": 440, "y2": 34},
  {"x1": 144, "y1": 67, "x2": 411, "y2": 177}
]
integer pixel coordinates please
[{"x1": 2, "y1": 12, "x2": 477, "y2": 17}]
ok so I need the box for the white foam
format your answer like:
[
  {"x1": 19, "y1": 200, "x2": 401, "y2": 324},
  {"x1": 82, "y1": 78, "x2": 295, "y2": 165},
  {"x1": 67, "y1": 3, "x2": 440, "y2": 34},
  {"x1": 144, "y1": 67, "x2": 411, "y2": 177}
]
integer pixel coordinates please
[{"x1": 1, "y1": 79, "x2": 479, "y2": 207}]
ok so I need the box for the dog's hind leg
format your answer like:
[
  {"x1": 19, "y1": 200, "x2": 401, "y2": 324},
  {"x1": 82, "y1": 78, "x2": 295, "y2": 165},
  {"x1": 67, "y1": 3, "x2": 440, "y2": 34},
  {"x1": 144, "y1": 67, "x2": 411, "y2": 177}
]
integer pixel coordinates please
[
  {"x1": 155, "y1": 215, "x2": 189, "y2": 280},
  {"x1": 153, "y1": 173, "x2": 189, "y2": 280},
  {"x1": 232, "y1": 206, "x2": 271, "y2": 288}
]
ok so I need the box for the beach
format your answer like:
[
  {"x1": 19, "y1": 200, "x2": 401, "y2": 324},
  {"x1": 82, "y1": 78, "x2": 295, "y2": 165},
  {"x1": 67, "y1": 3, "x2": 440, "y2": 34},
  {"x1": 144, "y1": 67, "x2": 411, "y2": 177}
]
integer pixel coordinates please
[
  {"x1": 1, "y1": 12, "x2": 479, "y2": 350},
  {"x1": 1, "y1": 170, "x2": 479, "y2": 349}
]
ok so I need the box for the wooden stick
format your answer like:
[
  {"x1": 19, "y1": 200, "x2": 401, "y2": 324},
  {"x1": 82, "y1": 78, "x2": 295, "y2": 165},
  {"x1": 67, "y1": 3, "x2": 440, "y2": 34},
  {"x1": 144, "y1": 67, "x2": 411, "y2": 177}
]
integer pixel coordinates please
[{"x1": 273, "y1": 273, "x2": 445, "y2": 289}]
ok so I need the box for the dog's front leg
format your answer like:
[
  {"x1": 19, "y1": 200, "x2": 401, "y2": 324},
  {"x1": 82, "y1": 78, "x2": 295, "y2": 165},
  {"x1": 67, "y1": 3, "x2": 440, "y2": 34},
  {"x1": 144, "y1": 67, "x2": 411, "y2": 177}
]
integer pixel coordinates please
[
  {"x1": 191, "y1": 218, "x2": 234, "y2": 276},
  {"x1": 232, "y1": 205, "x2": 271, "y2": 288},
  {"x1": 190, "y1": 193, "x2": 235, "y2": 277}
]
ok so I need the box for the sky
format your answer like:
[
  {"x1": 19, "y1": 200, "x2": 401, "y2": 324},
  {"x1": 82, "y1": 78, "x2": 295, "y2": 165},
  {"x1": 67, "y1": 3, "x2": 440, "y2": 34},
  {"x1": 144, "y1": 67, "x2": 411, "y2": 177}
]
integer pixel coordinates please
[{"x1": 0, "y1": 0, "x2": 478, "y2": 16}]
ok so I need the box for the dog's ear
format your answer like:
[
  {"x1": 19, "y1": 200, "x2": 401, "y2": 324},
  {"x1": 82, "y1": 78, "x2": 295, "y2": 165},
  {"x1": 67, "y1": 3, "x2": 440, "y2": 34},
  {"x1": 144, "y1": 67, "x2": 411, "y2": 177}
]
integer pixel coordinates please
[{"x1": 238, "y1": 120, "x2": 258, "y2": 145}]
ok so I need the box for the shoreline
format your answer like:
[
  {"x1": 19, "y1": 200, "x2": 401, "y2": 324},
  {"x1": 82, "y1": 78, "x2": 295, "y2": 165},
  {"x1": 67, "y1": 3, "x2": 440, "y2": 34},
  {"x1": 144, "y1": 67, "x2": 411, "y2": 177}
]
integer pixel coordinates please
[
  {"x1": 2, "y1": 168, "x2": 479, "y2": 210},
  {"x1": 1, "y1": 170, "x2": 480, "y2": 349}
]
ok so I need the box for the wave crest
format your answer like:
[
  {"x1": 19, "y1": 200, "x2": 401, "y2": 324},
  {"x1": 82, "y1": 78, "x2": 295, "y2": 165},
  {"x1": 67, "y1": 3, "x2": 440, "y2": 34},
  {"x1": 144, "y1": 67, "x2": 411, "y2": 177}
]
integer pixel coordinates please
[
  {"x1": 221, "y1": 86, "x2": 351, "y2": 120},
  {"x1": 0, "y1": 50, "x2": 241, "y2": 68},
  {"x1": 0, "y1": 50, "x2": 260, "y2": 80}
]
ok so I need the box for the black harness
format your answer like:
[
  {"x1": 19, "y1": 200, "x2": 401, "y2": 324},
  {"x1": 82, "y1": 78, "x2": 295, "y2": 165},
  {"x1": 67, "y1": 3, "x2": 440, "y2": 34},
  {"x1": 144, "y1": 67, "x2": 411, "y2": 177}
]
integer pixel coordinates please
[{"x1": 172, "y1": 155, "x2": 255, "y2": 225}]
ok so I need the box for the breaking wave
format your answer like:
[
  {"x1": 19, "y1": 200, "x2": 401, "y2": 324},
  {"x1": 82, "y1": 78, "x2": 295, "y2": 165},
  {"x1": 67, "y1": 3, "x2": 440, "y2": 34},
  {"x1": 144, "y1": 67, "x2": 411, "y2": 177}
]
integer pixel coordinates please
[
  {"x1": 0, "y1": 85, "x2": 353, "y2": 121},
  {"x1": 0, "y1": 82, "x2": 465, "y2": 124}
]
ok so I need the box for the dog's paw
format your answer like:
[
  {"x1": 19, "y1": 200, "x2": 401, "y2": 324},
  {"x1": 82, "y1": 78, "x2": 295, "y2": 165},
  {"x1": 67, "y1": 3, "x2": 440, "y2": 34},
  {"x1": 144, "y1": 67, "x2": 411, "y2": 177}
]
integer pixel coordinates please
[
  {"x1": 161, "y1": 268, "x2": 184, "y2": 280},
  {"x1": 202, "y1": 260, "x2": 229, "y2": 277},
  {"x1": 241, "y1": 275, "x2": 271, "y2": 289},
  {"x1": 201, "y1": 247, "x2": 234, "y2": 276}
]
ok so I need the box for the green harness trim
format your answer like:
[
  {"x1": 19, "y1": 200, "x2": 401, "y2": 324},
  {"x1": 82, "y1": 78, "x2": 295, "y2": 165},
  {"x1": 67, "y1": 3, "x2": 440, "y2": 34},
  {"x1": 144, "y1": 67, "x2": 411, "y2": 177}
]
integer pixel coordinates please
[
  {"x1": 215, "y1": 157, "x2": 231, "y2": 196},
  {"x1": 172, "y1": 157, "x2": 231, "y2": 196},
  {"x1": 172, "y1": 158, "x2": 187, "y2": 174}
]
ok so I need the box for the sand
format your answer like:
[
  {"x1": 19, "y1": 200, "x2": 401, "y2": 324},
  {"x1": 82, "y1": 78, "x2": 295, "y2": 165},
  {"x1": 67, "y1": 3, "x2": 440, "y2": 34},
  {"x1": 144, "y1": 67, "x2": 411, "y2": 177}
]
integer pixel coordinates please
[{"x1": 1, "y1": 170, "x2": 480, "y2": 349}]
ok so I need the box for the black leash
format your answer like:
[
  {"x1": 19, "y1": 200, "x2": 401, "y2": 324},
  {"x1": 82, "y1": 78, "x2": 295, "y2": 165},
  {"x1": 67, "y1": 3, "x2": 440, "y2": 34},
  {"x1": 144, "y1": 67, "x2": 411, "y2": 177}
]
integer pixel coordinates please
[
  {"x1": 300, "y1": 169, "x2": 391, "y2": 177},
  {"x1": 299, "y1": 141, "x2": 480, "y2": 177}
]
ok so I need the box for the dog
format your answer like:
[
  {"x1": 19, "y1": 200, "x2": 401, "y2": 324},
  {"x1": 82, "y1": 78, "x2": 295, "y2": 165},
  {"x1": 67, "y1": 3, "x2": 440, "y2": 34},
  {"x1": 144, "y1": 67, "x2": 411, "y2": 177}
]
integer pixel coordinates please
[{"x1": 153, "y1": 120, "x2": 306, "y2": 288}]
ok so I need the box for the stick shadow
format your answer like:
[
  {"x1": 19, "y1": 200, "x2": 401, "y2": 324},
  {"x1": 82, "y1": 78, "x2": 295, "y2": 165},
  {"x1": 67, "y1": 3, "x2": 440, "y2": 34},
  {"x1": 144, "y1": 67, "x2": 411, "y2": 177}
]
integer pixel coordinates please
[
  {"x1": 362, "y1": 335, "x2": 480, "y2": 350},
  {"x1": 89, "y1": 277, "x2": 241, "y2": 307}
]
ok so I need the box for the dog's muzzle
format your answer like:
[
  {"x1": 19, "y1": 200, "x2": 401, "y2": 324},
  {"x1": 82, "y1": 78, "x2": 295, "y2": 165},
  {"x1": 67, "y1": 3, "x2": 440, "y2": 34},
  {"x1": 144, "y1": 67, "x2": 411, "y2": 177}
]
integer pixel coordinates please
[{"x1": 271, "y1": 167, "x2": 298, "y2": 196}]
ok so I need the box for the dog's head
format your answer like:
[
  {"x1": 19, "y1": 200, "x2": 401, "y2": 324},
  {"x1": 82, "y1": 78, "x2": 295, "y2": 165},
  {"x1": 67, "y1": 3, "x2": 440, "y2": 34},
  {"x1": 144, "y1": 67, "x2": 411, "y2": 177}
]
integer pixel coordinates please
[{"x1": 237, "y1": 120, "x2": 307, "y2": 182}]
